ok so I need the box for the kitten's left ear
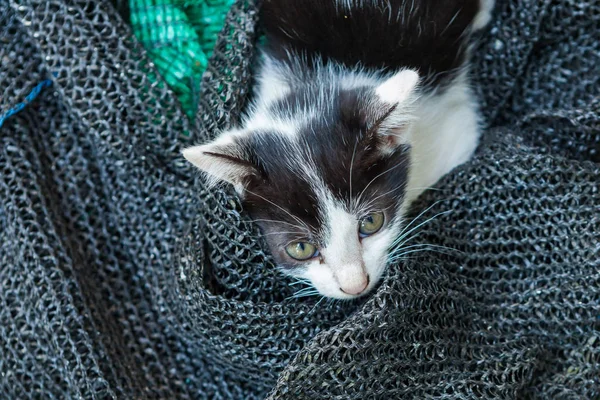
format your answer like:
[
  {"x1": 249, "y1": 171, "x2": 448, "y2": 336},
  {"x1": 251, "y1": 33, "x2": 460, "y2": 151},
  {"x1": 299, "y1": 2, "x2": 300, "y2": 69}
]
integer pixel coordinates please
[
  {"x1": 375, "y1": 69, "x2": 420, "y2": 105},
  {"x1": 372, "y1": 69, "x2": 420, "y2": 149},
  {"x1": 182, "y1": 133, "x2": 257, "y2": 194}
]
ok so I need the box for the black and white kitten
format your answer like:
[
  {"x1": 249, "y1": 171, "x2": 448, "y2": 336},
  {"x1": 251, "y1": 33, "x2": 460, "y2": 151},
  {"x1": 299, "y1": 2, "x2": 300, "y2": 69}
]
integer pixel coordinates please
[{"x1": 184, "y1": 0, "x2": 494, "y2": 299}]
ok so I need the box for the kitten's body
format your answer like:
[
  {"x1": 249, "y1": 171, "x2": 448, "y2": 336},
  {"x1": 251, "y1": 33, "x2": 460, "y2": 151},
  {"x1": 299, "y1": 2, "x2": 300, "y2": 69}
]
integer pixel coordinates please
[{"x1": 184, "y1": 0, "x2": 494, "y2": 299}]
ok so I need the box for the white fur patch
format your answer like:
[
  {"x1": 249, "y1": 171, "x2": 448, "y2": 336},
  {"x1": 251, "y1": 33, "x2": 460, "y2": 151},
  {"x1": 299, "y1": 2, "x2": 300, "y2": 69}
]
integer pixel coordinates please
[
  {"x1": 403, "y1": 72, "x2": 480, "y2": 205},
  {"x1": 321, "y1": 204, "x2": 368, "y2": 293},
  {"x1": 473, "y1": 0, "x2": 495, "y2": 31},
  {"x1": 244, "y1": 113, "x2": 299, "y2": 139},
  {"x1": 254, "y1": 56, "x2": 291, "y2": 107}
]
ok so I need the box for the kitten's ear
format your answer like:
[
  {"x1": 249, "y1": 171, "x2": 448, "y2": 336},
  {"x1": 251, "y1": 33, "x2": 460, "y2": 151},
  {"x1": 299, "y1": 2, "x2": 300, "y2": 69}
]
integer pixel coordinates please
[
  {"x1": 372, "y1": 69, "x2": 420, "y2": 149},
  {"x1": 182, "y1": 134, "x2": 257, "y2": 193},
  {"x1": 375, "y1": 69, "x2": 420, "y2": 105}
]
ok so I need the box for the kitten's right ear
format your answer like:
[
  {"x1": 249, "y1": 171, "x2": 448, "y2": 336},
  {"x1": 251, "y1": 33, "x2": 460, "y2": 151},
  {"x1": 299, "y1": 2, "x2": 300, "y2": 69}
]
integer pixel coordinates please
[{"x1": 182, "y1": 134, "x2": 257, "y2": 193}]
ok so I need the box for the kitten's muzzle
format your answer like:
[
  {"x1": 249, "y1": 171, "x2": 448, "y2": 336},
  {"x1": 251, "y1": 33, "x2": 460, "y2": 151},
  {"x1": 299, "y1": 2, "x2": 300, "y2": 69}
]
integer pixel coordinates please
[{"x1": 339, "y1": 274, "x2": 370, "y2": 296}]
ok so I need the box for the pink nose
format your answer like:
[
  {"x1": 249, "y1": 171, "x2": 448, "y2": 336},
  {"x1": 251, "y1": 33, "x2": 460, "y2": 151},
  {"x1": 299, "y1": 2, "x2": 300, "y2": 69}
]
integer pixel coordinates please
[{"x1": 339, "y1": 274, "x2": 370, "y2": 296}]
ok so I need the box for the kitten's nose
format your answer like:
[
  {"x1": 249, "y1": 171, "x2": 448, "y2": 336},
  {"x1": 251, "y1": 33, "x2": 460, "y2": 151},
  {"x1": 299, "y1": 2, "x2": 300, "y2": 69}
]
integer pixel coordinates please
[{"x1": 339, "y1": 274, "x2": 370, "y2": 296}]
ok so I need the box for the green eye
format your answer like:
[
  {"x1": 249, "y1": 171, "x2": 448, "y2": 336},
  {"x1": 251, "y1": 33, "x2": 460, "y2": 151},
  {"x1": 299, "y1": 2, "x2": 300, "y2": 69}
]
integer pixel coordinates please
[
  {"x1": 285, "y1": 241, "x2": 318, "y2": 261},
  {"x1": 359, "y1": 212, "x2": 385, "y2": 237}
]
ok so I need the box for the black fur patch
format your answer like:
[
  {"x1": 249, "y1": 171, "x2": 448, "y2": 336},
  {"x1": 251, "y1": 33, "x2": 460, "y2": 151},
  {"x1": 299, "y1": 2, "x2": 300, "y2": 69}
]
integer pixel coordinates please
[{"x1": 261, "y1": 0, "x2": 480, "y2": 87}]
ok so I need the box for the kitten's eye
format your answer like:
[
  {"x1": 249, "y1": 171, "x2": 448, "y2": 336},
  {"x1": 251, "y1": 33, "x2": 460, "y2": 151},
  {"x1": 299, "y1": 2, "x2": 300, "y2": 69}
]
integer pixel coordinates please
[
  {"x1": 359, "y1": 212, "x2": 385, "y2": 237},
  {"x1": 285, "y1": 241, "x2": 318, "y2": 261}
]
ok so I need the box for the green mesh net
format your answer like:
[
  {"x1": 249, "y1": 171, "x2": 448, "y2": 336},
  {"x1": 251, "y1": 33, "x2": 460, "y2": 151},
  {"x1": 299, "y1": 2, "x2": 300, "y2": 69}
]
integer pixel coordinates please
[{"x1": 130, "y1": 0, "x2": 235, "y2": 119}]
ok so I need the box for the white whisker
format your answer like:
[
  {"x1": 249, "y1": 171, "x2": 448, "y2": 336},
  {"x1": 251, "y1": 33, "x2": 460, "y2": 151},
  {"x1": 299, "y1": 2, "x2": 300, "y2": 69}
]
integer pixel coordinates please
[
  {"x1": 355, "y1": 161, "x2": 406, "y2": 206},
  {"x1": 391, "y1": 209, "x2": 452, "y2": 248},
  {"x1": 397, "y1": 200, "x2": 445, "y2": 236},
  {"x1": 405, "y1": 186, "x2": 444, "y2": 193},
  {"x1": 288, "y1": 278, "x2": 312, "y2": 287},
  {"x1": 309, "y1": 295, "x2": 327, "y2": 313},
  {"x1": 248, "y1": 218, "x2": 309, "y2": 232},
  {"x1": 294, "y1": 287, "x2": 319, "y2": 295},
  {"x1": 294, "y1": 290, "x2": 321, "y2": 298},
  {"x1": 364, "y1": 186, "x2": 403, "y2": 206},
  {"x1": 261, "y1": 231, "x2": 305, "y2": 236},
  {"x1": 349, "y1": 138, "x2": 359, "y2": 211},
  {"x1": 389, "y1": 243, "x2": 456, "y2": 256},
  {"x1": 387, "y1": 248, "x2": 437, "y2": 261},
  {"x1": 388, "y1": 244, "x2": 457, "y2": 261},
  {"x1": 245, "y1": 188, "x2": 314, "y2": 231}
]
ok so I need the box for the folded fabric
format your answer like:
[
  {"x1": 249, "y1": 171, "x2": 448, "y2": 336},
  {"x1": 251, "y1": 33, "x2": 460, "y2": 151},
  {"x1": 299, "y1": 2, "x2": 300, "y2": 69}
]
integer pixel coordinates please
[{"x1": 0, "y1": 0, "x2": 598, "y2": 399}]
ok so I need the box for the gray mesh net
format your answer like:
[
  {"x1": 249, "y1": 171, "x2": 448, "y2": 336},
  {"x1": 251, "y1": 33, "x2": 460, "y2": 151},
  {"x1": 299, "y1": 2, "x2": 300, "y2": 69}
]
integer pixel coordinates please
[{"x1": 0, "y1": 0, "x2": 598, "y2": 399}]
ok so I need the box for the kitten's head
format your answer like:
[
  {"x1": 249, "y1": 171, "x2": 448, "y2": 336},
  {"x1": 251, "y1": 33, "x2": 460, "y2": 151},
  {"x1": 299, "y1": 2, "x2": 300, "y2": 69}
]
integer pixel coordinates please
[{"x1": 184, "y1": 70, "x2": 419, "y2": 299}]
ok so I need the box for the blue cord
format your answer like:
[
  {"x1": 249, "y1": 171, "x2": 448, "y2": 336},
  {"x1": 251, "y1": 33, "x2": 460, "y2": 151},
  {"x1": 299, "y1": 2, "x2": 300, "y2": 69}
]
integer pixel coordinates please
[{"x1": 0, "y1": 79, "x2": 53, "y2": 129}]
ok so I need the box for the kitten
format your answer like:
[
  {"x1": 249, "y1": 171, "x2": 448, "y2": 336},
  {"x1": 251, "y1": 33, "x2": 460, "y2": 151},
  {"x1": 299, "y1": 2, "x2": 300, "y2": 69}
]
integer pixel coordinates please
[{"x1": 183, "y1": 0, "x2": 494, "y2": 299}]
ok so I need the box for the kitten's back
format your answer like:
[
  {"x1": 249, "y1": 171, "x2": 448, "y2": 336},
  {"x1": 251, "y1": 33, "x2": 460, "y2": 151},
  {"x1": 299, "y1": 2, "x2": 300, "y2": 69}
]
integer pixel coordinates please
[{"x1": 260, "y1": 0, "x2": 482, "y2": 87}]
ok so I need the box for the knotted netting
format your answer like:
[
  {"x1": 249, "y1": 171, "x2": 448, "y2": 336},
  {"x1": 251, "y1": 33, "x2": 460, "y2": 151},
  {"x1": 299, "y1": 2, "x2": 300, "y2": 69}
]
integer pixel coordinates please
[{"x1": 0, "y1": 0, "x2": 598, "y2": 398}]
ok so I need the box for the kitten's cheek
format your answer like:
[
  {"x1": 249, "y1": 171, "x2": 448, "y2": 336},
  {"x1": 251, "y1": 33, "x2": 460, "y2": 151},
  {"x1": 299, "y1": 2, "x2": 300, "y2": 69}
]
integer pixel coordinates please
[
  {"x1": 361, "y1": 229, "x2": 396, "y2": 291},
  {"x1": 363, "y1": 259, "x2": 387, "y2": 295}
]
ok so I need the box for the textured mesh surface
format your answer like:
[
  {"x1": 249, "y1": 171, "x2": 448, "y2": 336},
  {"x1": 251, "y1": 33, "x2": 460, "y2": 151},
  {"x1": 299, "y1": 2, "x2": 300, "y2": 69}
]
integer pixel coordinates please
[{"x1": 1, "y1": 0, "x2": 599, "y2": 399}]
